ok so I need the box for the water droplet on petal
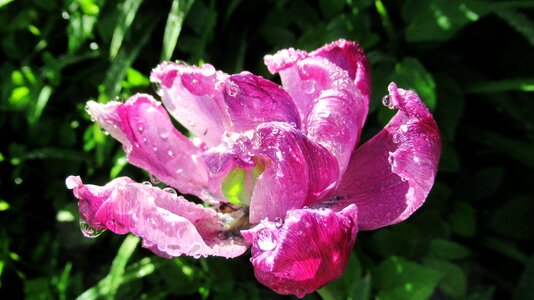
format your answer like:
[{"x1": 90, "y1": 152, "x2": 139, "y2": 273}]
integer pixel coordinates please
[
  {"x1": 225, "y1": 80, "x2": 239, "y2": 97},
  {"x1": 382, "y1": 95, "x2": 392, "y2": 108},
  {"x1": 150, "y1": 174, "x2": 160, "y2": 185},
  {"x1": 274, "y1": 217, "x2": 283, "y2": 228},
  {"x1": 152, "y1": 146, "x2": 158, "y2": 152},
  {"x1": 257, "y1": 228, "x2": 277, "y2": 251},
  {"x1": 159, "y1": 131, "x2": 168, "y2": 140},
  {"x1": 137, "y1": 122, "x2": 144, "y2": 132},
  {"x1": 79, "y1": 219, "x2": 104, "y2": 238},
  {"x1": 163, "y1": 187, "x2": 177, "y2": 195},
  {"x1": 302, "y1": 79, "x2": 316, "y2": 94},
  {"x1": 101, "y1": 129, "x2": 109, "y2": 135},
  {"x1": 142, "y1": 181, "x2": 152, "y2": 187},
  {"x1": 167, "y1": 150, "x2": 174, "y2": 157},
  {"x1": 400, "y1": 124, "x2": 408, "y2": 132}
]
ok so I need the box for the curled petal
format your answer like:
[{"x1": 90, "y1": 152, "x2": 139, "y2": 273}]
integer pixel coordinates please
[
  {"x1": 150, "y1": 62, "x2": 230, "y2": 147},
  {"x1": 264, "y1": 40, "x2": 369, "y2": 175},
  {"x1": 333, "y1": 83, "x2": 441, "y2": 230},
  {"x1": 222, "y1": 73, "x2": 301, "y2": 131},
  {"x1": 249, "y1": 122, "x2": 339, "y2": 223},
  {"x1": 86, "y1": 94, "x2": 209, "y2": 197},
  {"x1": 264, "y1": 39, "x2": 369, "y2": 126},
  {"x1": 241, "y1": 205, "x2": 358, "y2": 298},
  {"x1": 66, "y1": 176, "x2": 248, "y2": 258}
]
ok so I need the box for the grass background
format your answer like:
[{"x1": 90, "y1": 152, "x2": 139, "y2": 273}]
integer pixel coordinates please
[{"x1": 1, "y1": 0, "x2": 533, "y2": 299}]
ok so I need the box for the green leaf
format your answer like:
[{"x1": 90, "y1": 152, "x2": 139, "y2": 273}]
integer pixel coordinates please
[
  {"x1": 402, "y1": 0, "x2": 490, "y2": 42},
  {"x1": 0, "y1": 200, "x2": 10, "y2": 211},
  {"x1": 423, "y1": 258, "x2": 467, "y2": 298},
  {"x1": 514, "y1": 254, "x2": 534, "y2": 300},
  {"x1": 318, "y1": 254, "x2": 368, "y2": 300},
  {"x1": 28, "y1": 85, "x2": 52, "y2": 125},
  {"x1": 0, "y1": 0, "x2": 14, "y2": 9},
  {"x1": 434, "y1": 74, "x2": 464, "y2": 142},
  {"x1": 161, "y1": 0, "x2": 195, "y2": 61},
  {"x1": 489, "y1": 195, "x2": 534, "y2": 241},
  {"x1": 109, "y1": 0, "x2": 144, "y2": 59},
  {"x1": 429, "y1": 239, "x2": 470, "y2": 260},
  {"x1": 373, "y1": 256, "x2": 443, "y2": 300},
  {"x1": 466, "y1": 128, "x2": 534, "y2": 168},
  {"x1": 495, "y1": 9, "x2": 534, "y2": 48},
  {"x1": 466, "y1": 78, "x2": 534, "y2": 93},
  {"x1": 319, "y1": 0, "x2": 345, "y2": 18},
  {"x1": 395, "y1": 57, "x2": 437, "y2": 111},
  {"x1": 448, "y1": 201, "x2": 476, "y2": 237},
  {"x1": 439, "y1": 142, "x2": 460, "y2": 173}
]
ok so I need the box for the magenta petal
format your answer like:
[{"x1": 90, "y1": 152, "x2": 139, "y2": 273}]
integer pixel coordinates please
[
  {"x1": 264, "y1": 39, "x2": 370, "y2": 125},
  {"x1": 241, "y1": 205, "x2": 358, "y2": 298},
  {"x1": 248, "y1": 122, "x2": 339, "y2": 223},
  {"x1": 334, "y1": 83, "x2": 441, "y2": 230},
  {"x1": 223, "y1": 73, "x2": 301, "y2": 131},
  {"x1": 86, "y1": 94, "x2": 209, "y2": 197},
  {"x1": 264, "y1": 41, "x2": 369, "y2": 174},
  {"x1": 150, "y1": 62, "x2": 230, "y2": 146},
  {"x1": 66, "y1": 176, "x2": 248, "y2": 258}
]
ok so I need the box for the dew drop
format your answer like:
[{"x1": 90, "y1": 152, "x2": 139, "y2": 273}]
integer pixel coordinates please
[
  {"x1": 382, "y1": 95, "x2": 393, "y2": 108},
  {"x1": 79, "y1": 219, "x2": 104, "y2": 238},
  {"x1": 163, "y1": 187, "x2": 177, "y2": 195},
  {"x1": 226, "y1": 80, "x2": 239, "y2": 97},
  {"x1": 137, "y1": 122, "x2": 144, "y2": 132},
  {"x1": 302, "y1": 80, "x2": 316, "y2": 94},
  {"x1": 150, "y1": 174, "x2": 160, "y2": 185},
  {"x1": 167, "y1": 150, "x2": 174, "y2": 157},
  {"x1": 142, "y1": 181, "x2": 152, "y2": 187},
  {"x1": 274, "y1": 217, "x2": 283, "y2": 228},
  {"x1": 257, "y1": 228, "x2": 277, "y2": 251},
  {"x1": 159, "y1": 131, "x2": 168, "y2": 140},
  {"x1": 400, "y1": 124, "x2": 408, "y2": 132},
  {"x1": 152, "y1": 146, "x2": 158, "y2": 152},
  {"x1": 101, "y1": 129, "x2": 109, "y2": 135},
  {"x1": 142, "y1": 137, "x2": 148, "y2": 144}
]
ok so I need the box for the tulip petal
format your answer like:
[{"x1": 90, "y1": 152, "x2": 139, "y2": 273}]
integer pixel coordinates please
[
  {"x1": 333, "y1": 83, "x2": 441, "y2": 230},
  {"x1": 66, "y1": 176, "x2": 248, "y2": 258},
  {"x1": 150, "y1": 62, "x2": 230, "y2": 147},
  {"x1": 222, "y1": 73, "x2": 301, "y2": 131},
  {"x1": 264, "y1": 40, "x2": 369, "y2": 175},
  {"x1": 249, "y1": 122, "x2": 339, "y2": 223},
  {"x1": 241, "y1": 204, "x2": 358, "y2": 298},
  {"x1": 86, "y1": 94, "x2": 209, "y2": 197},
  {"x1": 264, "y1": 39, "x2": 369, "y2": 124}
]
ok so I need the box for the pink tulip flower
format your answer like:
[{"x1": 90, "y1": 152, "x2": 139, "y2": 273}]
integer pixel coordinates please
[{"x1": 66, "y1": 39, "x2": 441, "y2": 297}]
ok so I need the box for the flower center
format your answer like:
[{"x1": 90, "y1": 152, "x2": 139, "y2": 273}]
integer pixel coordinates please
[{"x1": 222, "y1": 157, "x2": 265, "y2": 206}]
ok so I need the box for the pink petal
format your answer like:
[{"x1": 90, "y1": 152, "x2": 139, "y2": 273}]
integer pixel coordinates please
[
  {"x1": 222, "y1": 73, "x2": 301, "y2": 131},
  {"x1": 241, "y1": 205, "x2": 358, "y2": 298},
  {"x1": 333, "y1": 83, "x2": 441, "y2": 230},
  {"x1": 249, "y1": 122, "x2": 339, "y2": 223},
  {"x1": 66, "y1": 176, "x2": 248, "y2": 258},
  {"x1": 264, "y1": 39, "x2": 369, "y2": 123},
  {"x1": 264, "y1": 40, "x2": 369, "y2": 175},
  {"x1": 86, "y1": 94, "x2": 209, "y2": 197},
  {"x1": 150, "y1": 62, "x2": 230, "y2": 147}
]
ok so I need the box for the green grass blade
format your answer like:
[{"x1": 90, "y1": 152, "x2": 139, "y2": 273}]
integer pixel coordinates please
[
  {"x1": 106, "y1": 235, "x2": 140, "y2": 299},
  {"x1": 161, "y1": 0, "x2": 195, "y2": 61},
  {"x1": 104, "y1": 18, "x2": 157, "y2": 99},
  {"x1": 109, "y1": 0, "x2": 144, "y2": 59}
]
